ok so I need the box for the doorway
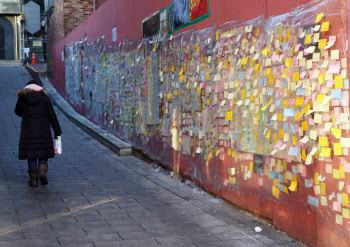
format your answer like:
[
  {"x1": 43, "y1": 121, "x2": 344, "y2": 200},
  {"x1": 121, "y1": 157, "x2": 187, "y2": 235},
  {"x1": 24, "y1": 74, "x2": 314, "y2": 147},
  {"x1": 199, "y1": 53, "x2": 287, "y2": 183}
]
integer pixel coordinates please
[{"x1": 0, "y1": 16, "x2": 14, "y2": 60}]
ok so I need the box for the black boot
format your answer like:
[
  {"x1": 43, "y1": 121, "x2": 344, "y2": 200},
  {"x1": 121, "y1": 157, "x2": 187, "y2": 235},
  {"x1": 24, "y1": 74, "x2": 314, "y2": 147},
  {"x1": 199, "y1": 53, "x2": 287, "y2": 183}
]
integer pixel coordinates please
[
  {"x1": 38, "y1": 163, "x2": 48, "y2": 185},
  {"x1": 28, "y1": 170, "x2": 38, "y2": 187}
]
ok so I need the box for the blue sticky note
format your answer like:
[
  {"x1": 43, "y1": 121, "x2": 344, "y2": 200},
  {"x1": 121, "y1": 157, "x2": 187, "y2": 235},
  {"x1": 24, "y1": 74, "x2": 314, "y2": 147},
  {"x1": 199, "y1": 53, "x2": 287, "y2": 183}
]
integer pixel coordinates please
[
  {"x1": 283, "y1": 108, "x2": 295, "y2": 117},
  {"x1": 270, "y1": 119, "x2": 274, "y2": 125},
  {"x1": 279, "y1": 174, "x2": 284, "y2": 183},
  {"x1": 305, "y1": 179, "x2": 311, "y2": 188},
  {"x1": 259, "y1": 79, "x2": 264, "y2": 86},
  {"x1": 279, "y1": 184, "x2": 284, "y2": 191},
  {"x1": 288, "y1": 147, "x2": 298, "y2": 156},
  {"x1": 282, "y1": 79, "x2": 287, "y2": 88},
  {"x1": 290, "y1": 124, "x2": 296, "y2": 134},
  {"x1": 275, "y1": 100, "x2": 280, "y2": 108},
  {"x1": 201, "y1": 75, "x2": 205, "y2": 81},
  {"x1": 331, "y1": 89, "x2": 341, "y2": 98},
  {"x1": 337, "y1": 193, "x2": 343, "y2": 204},
  {"x1": 283, "y1": 122, "x2": 289, "y2": 131},
  {"x1": 172, "y1": 74, "x2": 175, "y2": 80},
  {"x1": 270, "y1": 171, "x2": 277, "y2": 179},
  {"x1": 282, "y1": 42, "x2": 289, "y2": 51},
  {"x1": 268, "y1": 88, "x2": 274, "y2": 96},
  {"x1": 292, "y1": 165, "x2": 297, "y2": 175},
  {"x1": 239, "y1": 72, "x2": 244, "y2": 80},
  {"x1": 176, "y1": 83, "x2": 180, "y2": 88},
  {"x1": 308, "y1": 195, "x2": 319, "y2": 207},
  {"x1": 296, "y1": 88, "x2": 305, "y2": 96}
]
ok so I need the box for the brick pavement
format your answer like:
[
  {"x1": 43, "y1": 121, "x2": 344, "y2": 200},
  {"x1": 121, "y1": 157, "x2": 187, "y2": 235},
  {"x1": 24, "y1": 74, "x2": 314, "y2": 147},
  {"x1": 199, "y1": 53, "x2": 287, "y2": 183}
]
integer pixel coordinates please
[{"x1": 0, "y1": 66, "x2": 307, "y2": 246}]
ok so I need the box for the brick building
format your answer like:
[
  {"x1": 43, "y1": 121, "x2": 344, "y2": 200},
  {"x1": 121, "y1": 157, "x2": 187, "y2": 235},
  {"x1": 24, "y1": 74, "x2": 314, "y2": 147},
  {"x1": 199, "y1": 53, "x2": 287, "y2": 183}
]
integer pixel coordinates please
[{"x1": 47, "y1": 0, "x2": 95, "y2": 80}]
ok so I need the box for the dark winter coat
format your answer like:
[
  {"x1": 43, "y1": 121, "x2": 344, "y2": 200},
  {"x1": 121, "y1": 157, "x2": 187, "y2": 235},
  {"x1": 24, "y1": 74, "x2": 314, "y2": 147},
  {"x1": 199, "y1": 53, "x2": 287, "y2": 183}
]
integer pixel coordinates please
[{"x1": 15, "y1": 87, "x2": 62, "y2": 160}]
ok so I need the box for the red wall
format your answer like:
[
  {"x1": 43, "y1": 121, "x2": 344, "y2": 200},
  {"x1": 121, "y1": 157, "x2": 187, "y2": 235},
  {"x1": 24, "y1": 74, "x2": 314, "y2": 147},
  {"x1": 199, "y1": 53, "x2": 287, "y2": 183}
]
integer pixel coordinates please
[
  {"x1": 54, "y1": 0, "x2": 315, "y2": 97},
  {"x1": 53, "y1": 1, "x2": 350, "y2": 246}
]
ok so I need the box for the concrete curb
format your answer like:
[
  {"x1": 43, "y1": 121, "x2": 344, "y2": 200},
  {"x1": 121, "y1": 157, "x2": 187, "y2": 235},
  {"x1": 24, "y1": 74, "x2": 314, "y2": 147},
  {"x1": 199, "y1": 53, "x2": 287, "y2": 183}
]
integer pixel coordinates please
[{"x1": 39, "y1": 76, "x2": 133, "y2": 156}]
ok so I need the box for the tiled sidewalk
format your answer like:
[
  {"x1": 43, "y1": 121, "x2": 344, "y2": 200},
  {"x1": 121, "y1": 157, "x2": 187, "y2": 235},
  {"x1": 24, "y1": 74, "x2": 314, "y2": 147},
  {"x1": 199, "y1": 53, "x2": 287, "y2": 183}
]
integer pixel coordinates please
[{"x1": 0, "y1": 66, "x2": 306, "y2": 246}]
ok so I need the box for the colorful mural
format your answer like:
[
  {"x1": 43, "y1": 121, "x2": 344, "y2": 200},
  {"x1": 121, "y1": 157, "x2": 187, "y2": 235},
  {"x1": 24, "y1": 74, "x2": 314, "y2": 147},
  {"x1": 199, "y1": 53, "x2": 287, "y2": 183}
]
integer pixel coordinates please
[{"x1": 64, "y1": 0, "x2": 350, "y2": 237}]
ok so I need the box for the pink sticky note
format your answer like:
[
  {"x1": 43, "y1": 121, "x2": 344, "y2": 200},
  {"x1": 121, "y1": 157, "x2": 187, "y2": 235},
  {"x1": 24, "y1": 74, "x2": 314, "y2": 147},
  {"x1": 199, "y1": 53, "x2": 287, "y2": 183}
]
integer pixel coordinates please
[
  {"x1": 328, "y1": 64, "x2": 340, "y2": 74},
  {"x1": 301, "y1": 165, "x2": 306, "y2": 177},
  {"x1": 323, "y1": 114, "x2": 330, "y2": 121},
  {"x1": 300, "y1": 71, "x2": 307, "y2": 79},
  {"x1": 333, "y1": 201, "x2": 342, "y2": 212},
  {"x1": 309, "y1": 118, "x2": 314, "y2": 125},
  {"x1": 319, "y1": 128, "x2": 325, "y2": 135},
  {"x1": 332, "y1": 99, "x2": 340, "y2": 106},
  {"x1": 272, "y1": 55, "x2": 279, "y2": 61},
  {"x1": 240, "y1": 81, "x2": 244, "y2": 87},
  {"x1": 230, "y1": 100, "x2": 234, "y2": 106},
  {"x1": 275, "y1": 140, "x2": 283, "y2": 148},
  {"x1": 324, "y1": 50, "x2": 329, "y2": 59},
  {"x1": 346, "y1": 185, "x2": 350, "y2": 193},
  {"x1": 258, "y1": 178, "x2": 264, "y2": 186},
  {"x1": 344, "y1": 163, "x2": 350, "y2": 173},
  {"x1": 289, "y1": 99, "x2": 296, "y2": 105},
  {"x1": 294, "y1": 44, "x2": 301, "y2": 52},
  {"x1": 285, "y1": 154, "x2": 291, "y2": 163},
  {"x1": 329, "y1": 36, "x2": 336, "y2": 42},
  {"x1": 321, "y1": 87, "x2": 328, "y2": 94},
  {"x1": 224, "y1": 179, "x2": 229, "y2": 186},
  {"x1": 326, "y1": 80, "x2": 334, "y2": 87},
  {"x1": 334, "y1": 107, "x2": 341, "y2": 116}
]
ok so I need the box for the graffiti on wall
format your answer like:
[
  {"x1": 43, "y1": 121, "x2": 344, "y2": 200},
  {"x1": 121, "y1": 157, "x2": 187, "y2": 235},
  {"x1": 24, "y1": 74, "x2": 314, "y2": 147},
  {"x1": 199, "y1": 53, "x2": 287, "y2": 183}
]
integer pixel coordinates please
[{"x1": 64, "y1": 0, "x2": 350, "y2": 233}]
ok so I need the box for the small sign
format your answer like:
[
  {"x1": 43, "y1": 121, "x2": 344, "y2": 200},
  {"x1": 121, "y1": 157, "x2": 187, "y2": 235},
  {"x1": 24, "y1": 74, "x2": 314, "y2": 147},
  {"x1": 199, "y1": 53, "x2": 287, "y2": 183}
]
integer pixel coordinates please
[
  {"x1": 32, "y1": 40, "x2": 42, "y2": 46},
  {"x1": 112, "y1": 27, "x2": 117, "y2": 43}
]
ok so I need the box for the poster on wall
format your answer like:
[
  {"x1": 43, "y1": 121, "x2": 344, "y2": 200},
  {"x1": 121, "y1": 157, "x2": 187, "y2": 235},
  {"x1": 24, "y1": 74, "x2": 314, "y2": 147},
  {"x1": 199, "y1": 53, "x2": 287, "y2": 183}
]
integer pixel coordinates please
[
  {"x1": 190, "y1": 0, "x2": 209, "y2": 21},
  {"x1": 142, "y1": 11, "x2": 160, "y2": 38},
  {"x1": 173, "y1": 0, "x2": 209, "y2": 31}
]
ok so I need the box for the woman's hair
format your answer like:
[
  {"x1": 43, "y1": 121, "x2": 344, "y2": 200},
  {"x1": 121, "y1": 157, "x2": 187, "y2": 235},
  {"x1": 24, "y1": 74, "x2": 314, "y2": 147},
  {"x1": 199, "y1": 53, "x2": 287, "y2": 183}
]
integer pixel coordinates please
[{"x1": 26, "y1": 80, "x2": 43, "y2": 87}]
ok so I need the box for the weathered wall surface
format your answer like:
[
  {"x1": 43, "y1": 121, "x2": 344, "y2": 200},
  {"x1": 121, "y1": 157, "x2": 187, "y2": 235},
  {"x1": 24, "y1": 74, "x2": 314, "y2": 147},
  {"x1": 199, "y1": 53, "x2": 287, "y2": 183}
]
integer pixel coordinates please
[{"x1": 54, "y1": 0, "x2": 350, "y2": 246}]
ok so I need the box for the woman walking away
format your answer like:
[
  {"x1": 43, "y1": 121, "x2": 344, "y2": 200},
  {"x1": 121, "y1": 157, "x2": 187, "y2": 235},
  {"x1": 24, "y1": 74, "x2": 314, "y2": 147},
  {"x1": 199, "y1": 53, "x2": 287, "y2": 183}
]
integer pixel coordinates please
[{"x1": 15, "y1": 80, "x2": 62, "y2": 187}]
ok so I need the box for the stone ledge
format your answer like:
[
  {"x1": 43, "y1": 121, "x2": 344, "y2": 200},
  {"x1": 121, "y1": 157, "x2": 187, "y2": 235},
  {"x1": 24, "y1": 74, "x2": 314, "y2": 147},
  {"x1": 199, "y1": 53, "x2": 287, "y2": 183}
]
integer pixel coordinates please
[{"x1": 39, "y1": 76, "x2": 132, "y2": 156}]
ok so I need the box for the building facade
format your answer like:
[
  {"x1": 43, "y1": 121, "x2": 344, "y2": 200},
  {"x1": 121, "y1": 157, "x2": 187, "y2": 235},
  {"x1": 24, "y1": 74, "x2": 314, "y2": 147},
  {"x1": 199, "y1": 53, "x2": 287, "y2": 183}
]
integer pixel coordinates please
[{"x1": 0, "y1": 0, "x2": 23, "y2": 61}]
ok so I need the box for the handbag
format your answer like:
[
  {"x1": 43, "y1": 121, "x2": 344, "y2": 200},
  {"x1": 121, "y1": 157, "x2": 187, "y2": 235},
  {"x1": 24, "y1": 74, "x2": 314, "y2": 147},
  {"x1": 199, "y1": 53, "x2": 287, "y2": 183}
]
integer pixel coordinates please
[{"x1": 54, "y1": 136, "x2": 62, "y2": 155}]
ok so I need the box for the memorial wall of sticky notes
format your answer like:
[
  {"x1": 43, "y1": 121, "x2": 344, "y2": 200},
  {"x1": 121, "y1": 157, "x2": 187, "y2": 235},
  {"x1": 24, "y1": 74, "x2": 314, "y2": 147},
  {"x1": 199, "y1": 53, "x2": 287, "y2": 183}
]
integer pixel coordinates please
[{"x1": 64, "y1": 0, "x2": 350, "y2": 231}]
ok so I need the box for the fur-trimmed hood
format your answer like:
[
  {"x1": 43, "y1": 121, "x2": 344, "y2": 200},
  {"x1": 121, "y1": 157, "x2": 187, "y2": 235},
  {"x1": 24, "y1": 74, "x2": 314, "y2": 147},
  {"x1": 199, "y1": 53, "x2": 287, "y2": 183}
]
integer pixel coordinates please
[
  {"x1": 16, "y1": 86, "x2": 47, "y2": 98},
  {"x1": 16, "y1": 84, "x2": 48, "y2": 106}
]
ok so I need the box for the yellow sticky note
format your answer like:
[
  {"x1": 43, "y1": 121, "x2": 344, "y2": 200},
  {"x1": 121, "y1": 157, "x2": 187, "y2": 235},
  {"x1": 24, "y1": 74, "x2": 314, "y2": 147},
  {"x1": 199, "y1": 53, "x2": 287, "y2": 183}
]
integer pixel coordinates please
[
  {"x1": 342, "y1": 208, "x2": 349, "y2": 219},
  {"x1": 268, "y1": 74, "x2": 274, "y2": 84},
  {"x1": 316, "y1": 13, "x2": 324, "y2": 23},
  {"x1": 206, "y1": 98, "x2": 210, "y2": 105},
  {"x1": 272, "y1": 185, "x2": 280, "y2": 199},
  {"x1": 265, "y1": 68, "x2": 271, "y2": 76},
  {"x1": 321, "y1": 182, "x2": 326, "y2": 195},
  {"x1": 334, "y1": 143, "x2": 342, "y2": 155},
  {"x1": 293, "y1": 136, "x2": 297, "y2": 145},
  {"x1": 197, "y1": 87, "x2": 201, "y2": 94},
  {"x1": 225, "y1": 111, "x2": 233, "y2": 121},
  {"x1": 318, "y1": 39, "x2": 327, "y2": 49},
  {"x1": 333, "y1": 169, "x2": 340, "y2": 179},
  {"x1": 305, "y1": 34, "x2": 312, "y2": 44},
  {"x1": 179, "y1": 75, "x2": 184, "y2": 81},
  {"x1": 179, "y1": 68, "x2": 183, "y2": 75},
  {"x1": 289, "y1": 181, "x2": 297, "y2": 191},
  {"x1": 335, "y1": 76, "x2": 343, "y2": 89},
  {"x1": 261, "y1": 47, "x2": 268, "y2": 56},
  {"x1": 301, "y1": 121, "x2": 308, "y2": 131},
  {"x1": 331, "y1": 128, "x2": 342, "y2": 138},
  {"x1": 266, "y1": 129, "x2": 271, "y2": 139},
  {"x1": 285, "y1": 58, "x2": 293, "y2": 67},
  {"x1": 343, "y1": 193, "x2": 349, "y2": 207},
  {"x1": 319, "y1": 136, "x2": 328, "y2": 146},
  {"x1": 317, "y1": 94, "x2": 325, "y2": 104},
  {"x1": 241, "y1": 57, "x2": 248, "y2": 65},
  {"x1": 255, "y1": 64, "x2": 260, "y2": 71},
  {"x1": 205, "y1": 74, "x2": 210, "y2": 81},
  {"x1": 336, "y1": 214, "x2": 343, "y2": 225},
  {"x1": 320, "y1": 147, "x2": 331, "y2": 157},
  {"x1": 283, "y1": 99, "x2": 288, "y2": 108},
  {"x1": 321, "y1": 21, "x2": 329, "y2": 32},
  {"x1": 296, "y1": 97, "x2": 304, "y2": 106},
  {"x1": 216, "y1": 31, "x2": 219, "y2": 40},
  {"x1": 292, "y1": 72, "x2": 300, "y2": 81},
  {"x1": 216, "y1": 150, "x2": 220, "y2": 156}
]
